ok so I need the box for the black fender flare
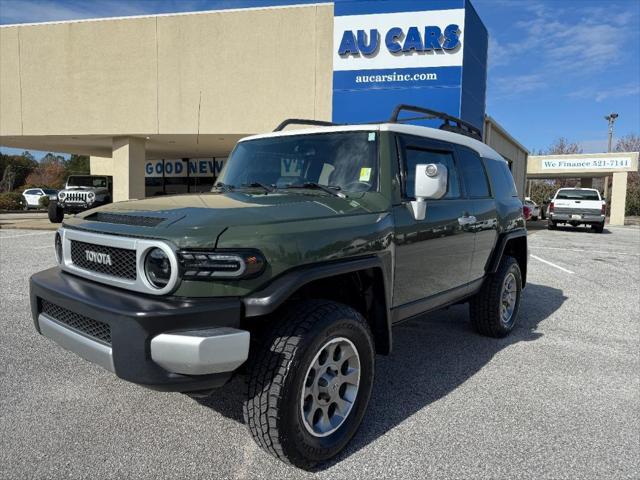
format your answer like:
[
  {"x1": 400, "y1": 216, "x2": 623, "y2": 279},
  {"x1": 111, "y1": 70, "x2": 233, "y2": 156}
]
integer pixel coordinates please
[
  {"x1": 486, "y1": 229, "x2": 528, "y2": 285},
  {"x1": 243, "y1": 254, "x2": 393, "y2": 354}
]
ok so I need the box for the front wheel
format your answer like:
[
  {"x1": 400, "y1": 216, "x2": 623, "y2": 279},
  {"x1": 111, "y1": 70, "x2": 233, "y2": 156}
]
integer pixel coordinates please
[
  {"x1": 48, "y1": 201, "x2": 64, "y2": 223},
  {"x1": 243, "y1": 300, "x2": 375, "y2": 469},
  {"x1": 470, "y1": 255, "x2": 522, "y2": 338}
]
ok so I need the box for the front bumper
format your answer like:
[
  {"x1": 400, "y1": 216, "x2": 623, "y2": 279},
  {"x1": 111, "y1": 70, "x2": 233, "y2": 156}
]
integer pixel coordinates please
[
  {"x1": 30, "y1": 267, "x2": 248, "y2": 392},
  {"x1": 550, "y1": 213, "x2": 604, "y2": 224}
]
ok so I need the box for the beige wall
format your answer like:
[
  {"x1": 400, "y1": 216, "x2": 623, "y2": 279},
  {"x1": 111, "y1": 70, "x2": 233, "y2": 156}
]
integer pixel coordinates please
[
  {"x1": 0, "y1": 4, "x2": 333, "y2": 138},
  {"x1": 484, "y1": 117, "x2": 528, "y2": 198}
]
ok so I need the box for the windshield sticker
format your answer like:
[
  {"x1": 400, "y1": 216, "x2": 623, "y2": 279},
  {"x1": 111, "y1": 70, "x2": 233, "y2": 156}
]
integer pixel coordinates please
[
  {"x1": 281, "y1": 158, "x2": 303, "y2": 177},
  {"x1": 359, "y1": 167, "x2": 372, "y2": 182},
  {"x1": 368, "y1": 132, "x2": 376, "y2": 142}
]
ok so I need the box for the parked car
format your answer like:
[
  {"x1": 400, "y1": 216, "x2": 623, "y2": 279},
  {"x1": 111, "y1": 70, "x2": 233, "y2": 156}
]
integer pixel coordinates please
[
  {"x1": 48, "y1": 175, "x2": 113, "y2": 223},
  {"x1": 22, "y1": 188, "x2": 58, "y2": 209},
  {"x1": 523, "y1": 198, "x2": 541, "y2": 220},
  {"x1": 548, "y1": 187, "x2": 605, "y2": 233},
  {"x1": 30, "y1": 105, "x2": 528, "y2": 468}
]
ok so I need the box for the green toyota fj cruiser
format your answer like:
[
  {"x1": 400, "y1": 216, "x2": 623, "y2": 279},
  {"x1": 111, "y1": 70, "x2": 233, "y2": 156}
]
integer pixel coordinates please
[{"x1": 30, "y1": 106, "x2": 527, "y2": 468}]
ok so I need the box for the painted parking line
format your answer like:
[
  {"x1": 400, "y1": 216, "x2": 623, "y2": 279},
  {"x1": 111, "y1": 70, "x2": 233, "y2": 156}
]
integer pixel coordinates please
[
  {"x1": 531, "y1": 246, "x2": 640, "y2": 256},
  {"x1": 0, "y1": 232, "x2": 53, "y2": 239},
  {"x1": 530, "y1": 254, "x2": 575, "y2": 274}
]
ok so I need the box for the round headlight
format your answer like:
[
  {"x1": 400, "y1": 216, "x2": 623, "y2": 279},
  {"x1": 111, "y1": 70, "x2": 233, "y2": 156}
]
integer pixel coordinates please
[
  {"x1": 144, "y1": 248, "x2": 172, "y2": 289},
  {"x1": 58, "y1": 192, "x2": 66, "y2": 200},
  {"x1": 54, "y1": 232, "x2": 63, "y2": 264},
  {"x1": 88, "y1": 192, "x2": 95, "y2": 199}
]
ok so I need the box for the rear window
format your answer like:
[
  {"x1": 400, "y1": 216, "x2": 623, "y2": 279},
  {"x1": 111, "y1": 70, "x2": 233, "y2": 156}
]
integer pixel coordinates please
[
  {"x1": 484, "y1": 158, "x2": 518, "y2": 198},
  {"x1": 555, "y1": 189, "x2": 600, "y2": 201},
  {"x1": 457, "y1": 148, "x2": 491, "y2": 198}
]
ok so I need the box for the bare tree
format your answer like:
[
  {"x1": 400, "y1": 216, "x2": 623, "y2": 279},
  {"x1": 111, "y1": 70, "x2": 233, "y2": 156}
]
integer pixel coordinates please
[
  {"x1": 543, "y1": 137, "x2": 583, "y2": 155},
  {"x1": 615, "y1": 134, "x2": 640, "y2": 153}
]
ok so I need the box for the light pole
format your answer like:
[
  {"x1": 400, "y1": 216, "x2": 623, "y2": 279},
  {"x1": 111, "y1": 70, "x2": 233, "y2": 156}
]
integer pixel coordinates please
[
  {"x1": 603, "y1": 113, "x2": 618, "y2": 200},
  {"x1": 605, "y1": 113, "x2": 619, "y2": 153}
]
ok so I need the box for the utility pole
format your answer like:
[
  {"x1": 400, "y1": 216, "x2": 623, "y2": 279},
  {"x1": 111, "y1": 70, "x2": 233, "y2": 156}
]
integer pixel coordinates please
[{"x1": 603, "y1": 113, "x2": 618, "y2": 199}]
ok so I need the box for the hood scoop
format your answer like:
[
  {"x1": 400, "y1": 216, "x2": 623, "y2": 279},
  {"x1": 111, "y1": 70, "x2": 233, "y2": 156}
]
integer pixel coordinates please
[{"x1": 85, "y1": 212, "x2": 167, "y2": 227}]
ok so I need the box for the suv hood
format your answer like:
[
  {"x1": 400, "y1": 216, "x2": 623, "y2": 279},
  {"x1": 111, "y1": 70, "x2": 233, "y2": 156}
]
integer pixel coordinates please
[{"x1": 64, "y1": 191, "x2": 375, "y2": 247}]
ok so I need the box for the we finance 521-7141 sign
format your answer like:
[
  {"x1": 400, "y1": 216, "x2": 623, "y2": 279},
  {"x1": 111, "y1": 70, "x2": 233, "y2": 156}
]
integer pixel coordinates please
[{"x1": 541, "y1": 157, "x2": 633, "y2": 170}]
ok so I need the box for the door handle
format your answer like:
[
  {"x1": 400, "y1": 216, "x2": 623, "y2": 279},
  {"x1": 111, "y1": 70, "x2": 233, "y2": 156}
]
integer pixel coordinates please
[{"x1": 458, "y1": 215, "x2": 477, "y2": 226}]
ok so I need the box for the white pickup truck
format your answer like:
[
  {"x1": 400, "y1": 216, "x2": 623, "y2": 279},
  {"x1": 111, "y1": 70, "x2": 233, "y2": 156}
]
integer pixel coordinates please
[{"x1": 548, "y1": 188, "x2": 606, "y2": 233}]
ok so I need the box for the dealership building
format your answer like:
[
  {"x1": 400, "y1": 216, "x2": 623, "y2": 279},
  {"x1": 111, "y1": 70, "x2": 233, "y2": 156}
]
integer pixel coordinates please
[{"x1": 0, "y1": 0, "x2": 529, "y2": 202}]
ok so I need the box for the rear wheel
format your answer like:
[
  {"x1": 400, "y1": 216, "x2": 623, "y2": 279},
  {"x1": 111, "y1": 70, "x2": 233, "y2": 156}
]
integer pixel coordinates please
[
  {"x1": 592, "y1": 222, "x2": 604, "y2": 233},
  {"x1": 470, "y1": 255, "x2": 522, "y2": 338},
  {"x1": 243, "y1": 300, "x2": 375, "y2": 469},
  {"x1": 547, "y1": 220, "x2": 557, "y2": 230},
  {"x1": 48, "y1": 201, "x2": 64, "y2": 223}
]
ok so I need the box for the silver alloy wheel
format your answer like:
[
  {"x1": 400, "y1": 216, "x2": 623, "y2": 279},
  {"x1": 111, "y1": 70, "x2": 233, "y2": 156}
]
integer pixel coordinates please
[
  {"x1": 300, "y1": 337, "x2": 361, "y2": 438},
  {"x1": 500, "y1": 272, "x2": 517, "y2": 324}
]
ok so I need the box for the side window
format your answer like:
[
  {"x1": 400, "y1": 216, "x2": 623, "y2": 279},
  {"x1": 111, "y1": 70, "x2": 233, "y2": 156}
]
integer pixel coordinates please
[
  {"x1": 457, "y1": 147, "x2": 491, "y2": 198},
  {"x1": 403, "y1": 147, "x2": 460, "y2": 199},
  {"x1": 24, "y1": 189, "x2": 36, "y2": 195}
]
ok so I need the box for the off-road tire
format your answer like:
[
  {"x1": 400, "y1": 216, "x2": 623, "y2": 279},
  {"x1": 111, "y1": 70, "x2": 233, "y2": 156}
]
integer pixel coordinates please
[
  {"x1": 469, "y1": 255, "x2": 522, "y2": 338},
  {"x1": 48, "y1": 201, "x2": 64, "y2": 223},
  {"x1": 547, "y1": 220, "x2": 557, "y2": 230},
  {"x1": 243, "y1": 300, "x2": 375, "y2": 469},
  {"x1": 592, "y1": 222, "x2": 604, "y2": 233}
]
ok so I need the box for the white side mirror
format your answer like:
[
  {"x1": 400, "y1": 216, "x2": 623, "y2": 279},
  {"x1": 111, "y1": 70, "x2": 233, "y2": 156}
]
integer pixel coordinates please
[{"x1": 408, "y1": 163, "x2": 448, "y2": 220}]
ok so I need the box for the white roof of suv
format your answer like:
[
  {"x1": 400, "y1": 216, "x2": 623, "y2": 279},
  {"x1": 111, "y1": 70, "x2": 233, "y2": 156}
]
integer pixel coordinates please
[{"x1": 241, "y1": 123, "x2": 505, "y2": 163}]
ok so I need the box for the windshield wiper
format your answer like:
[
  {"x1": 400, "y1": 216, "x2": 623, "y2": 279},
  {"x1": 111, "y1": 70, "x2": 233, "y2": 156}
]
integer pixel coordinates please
[
  {"x1": 241, "y1": 182, "x2": 274, "y2": 193},
  {"x1": 284, "y1": 182, "x2": 345, "y2": 198},
  {"x1": 214, "y1": 182, "x2": 235, "y2": 192}
]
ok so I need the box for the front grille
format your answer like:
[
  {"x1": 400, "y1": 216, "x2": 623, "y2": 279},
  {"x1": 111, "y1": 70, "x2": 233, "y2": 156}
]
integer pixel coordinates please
[
  {"x1": 64, "y1": 191, "x2": 90, "y2": 203},
  {"x1": 70, "y1": 240, "x2": 137, "y2": 280},
  {"x1": 554, "y1": 207, "x2": 601, "y2": 215},
  {"x1": 41, "y1": 300, "x2": 111, "y2": 345},
  {"x1": 85, "y1": 212, "x2": 166, "y2": 227}
]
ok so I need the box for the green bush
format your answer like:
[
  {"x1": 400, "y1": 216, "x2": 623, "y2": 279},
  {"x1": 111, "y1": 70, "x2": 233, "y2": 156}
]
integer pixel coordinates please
[
  {"x1": 626, "y1": 172, "x2": 640, "y2": 216},
  {"x1": 0, "y1": 191, "x2": 26, "y2": 210},
  {"x1": 38, "y1": 195, "x2": 50, "y2": 208}
]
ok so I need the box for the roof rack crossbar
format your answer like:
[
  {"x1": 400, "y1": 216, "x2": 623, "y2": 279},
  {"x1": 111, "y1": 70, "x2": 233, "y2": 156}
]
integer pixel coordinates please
[
  {"x1": 389, "y1": 104, "x2": 482, "y2": 140},
  {"x1": 273, "y1": 119, "x2": 338, "y2": 132}
]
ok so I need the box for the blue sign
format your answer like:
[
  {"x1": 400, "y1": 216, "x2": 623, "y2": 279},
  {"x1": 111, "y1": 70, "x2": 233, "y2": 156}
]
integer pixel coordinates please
[{"x1": 332, "y1": 0, "x2": 487, "y2": 133}]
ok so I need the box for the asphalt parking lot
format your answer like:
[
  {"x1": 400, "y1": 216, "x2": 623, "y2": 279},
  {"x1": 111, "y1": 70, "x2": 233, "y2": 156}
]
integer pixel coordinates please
[{"x1": 1, "y1": 224, "x2": 639, "y2": 479}]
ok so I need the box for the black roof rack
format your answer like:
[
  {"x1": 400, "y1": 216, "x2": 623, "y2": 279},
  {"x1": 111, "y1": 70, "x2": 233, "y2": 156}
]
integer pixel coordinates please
[
  {"x1": 273, "y1": 119, "x2": 338, "y2": 132},
  {"x1": 272, "y1": 105, "x2": 483, "y2": 140},
  {"x1": 389, "y1": 104, "x2": 482, "y2": 140}
]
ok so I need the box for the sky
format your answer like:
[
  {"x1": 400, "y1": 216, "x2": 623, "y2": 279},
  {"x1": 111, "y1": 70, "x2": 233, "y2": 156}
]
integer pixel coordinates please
[{"x1": 0, "y1": 0, "x2": 639, "y2": 159}]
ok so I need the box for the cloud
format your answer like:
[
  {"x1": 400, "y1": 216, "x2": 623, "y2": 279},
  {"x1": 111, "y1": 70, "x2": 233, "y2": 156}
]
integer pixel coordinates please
[
  {"x1": 491, "y1": 73, "x2": 547, "y2": 98},
  {"x1": 486, "y1": 0, "x2": 639, "y2": 74},
  {"x1": 482, "y1": 0, "x2": 640, "y2": 102},
  {"x1": 0, "y1": 0, "x2": 212, "y2": 25},
  {"x1": 569, "y1": 83, "x2": 640, "y2": 102}
]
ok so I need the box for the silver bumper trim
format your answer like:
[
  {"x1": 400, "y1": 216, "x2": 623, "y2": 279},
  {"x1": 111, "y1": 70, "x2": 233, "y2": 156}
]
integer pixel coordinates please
[
  {"x1": 551, "y1": 213, "x2": 604, "y2": 222},
  {"x1": 38, "y1": 313, "x2": 115, "y2": 373},
  {"x1": 151, "y1": 328, "x2": 250, "y2": 375}
]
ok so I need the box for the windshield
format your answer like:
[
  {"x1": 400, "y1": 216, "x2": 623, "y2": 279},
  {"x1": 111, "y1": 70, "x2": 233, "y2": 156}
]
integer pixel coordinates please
[
  {"x1": 43, "y1": 189, "x2": 57, "y2": 194},
  {"x1": 67, "y1": 176, "x2": 107, "y2": 188},
  {"x1": 556, "y1": 189, "x2": 600, "y2": 201},
  {"x1": 216, "y1": 131, "x2": 378, "y2": 194}
]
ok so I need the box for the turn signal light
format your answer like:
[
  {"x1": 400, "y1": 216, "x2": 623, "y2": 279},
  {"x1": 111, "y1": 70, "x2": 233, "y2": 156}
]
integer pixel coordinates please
[{"x1": 548, "y1": 202, "x2": 554, "y2": 213}]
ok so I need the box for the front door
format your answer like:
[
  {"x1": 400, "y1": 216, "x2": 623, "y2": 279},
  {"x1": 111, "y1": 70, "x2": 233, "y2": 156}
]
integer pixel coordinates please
[{"x1": 392, "y1": 135, "x2": 476, "y2": 307}]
